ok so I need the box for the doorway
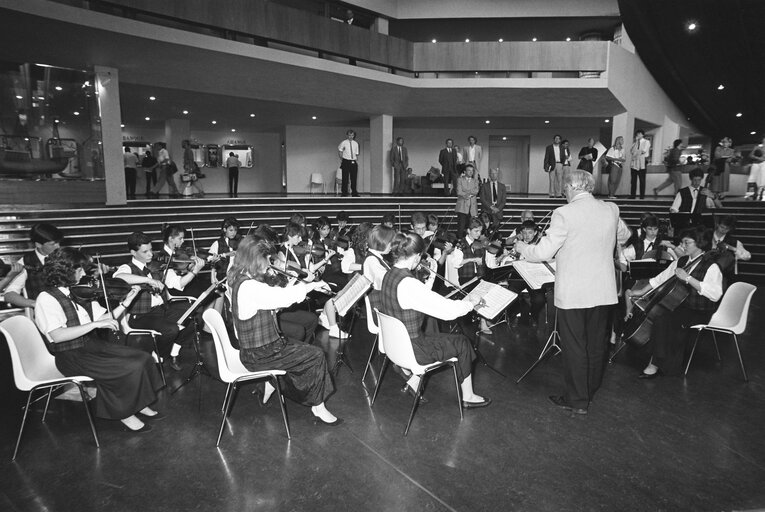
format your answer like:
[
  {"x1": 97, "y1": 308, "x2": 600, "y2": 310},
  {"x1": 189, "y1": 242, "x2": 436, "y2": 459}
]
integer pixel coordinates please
[{"x1": 488, "y1": 136, "x2": 529, "y2": 194}]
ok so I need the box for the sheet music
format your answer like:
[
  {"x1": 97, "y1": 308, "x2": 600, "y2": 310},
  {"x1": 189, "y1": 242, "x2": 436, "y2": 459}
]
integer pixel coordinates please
[
  {"x1": 466, "y1": 280, "x2": 518, "y2": 320},
  {"x1": 512, "y1": 260, "x2": 556, "y2": 290},
  {"x1": 333, "y1": 274, "x2": 371, "y2": 316}
]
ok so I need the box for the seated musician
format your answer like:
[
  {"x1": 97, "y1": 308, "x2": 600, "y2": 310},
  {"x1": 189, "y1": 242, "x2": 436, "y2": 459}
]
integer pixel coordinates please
[
  {"x1": 341, "y1": 222, "x2": 373, "y2": 275},
  {"x1": 113, "y1": 230, "x2": 204, "y2": 371},
  {"x1": 669, "y1": 167, "x2": 717, "y2": 217},
  {"x1": 227, "y1": 235, "x2": 340, "y2": 425},
  {"x1": 380, "y1": 232, "x2": 491, "y2": 408},
  {"x1": 626, "y1": 226, "x2": 723, "y2": 378},
  {"x1": 3, "y1": 223, "x2": 64, "y2": 310},
  {"x1": 35, "y1": 247, "x2": 163, "y2": 433},
  {"x1": 618, "y1": 213, "x2": 676, "y2": 282},
  {"x1": 208, "y1": 216, "x2": 240, "y2": 283},
  {"x1": 711, "y1": 215, "x2": 751, "y2": 280},
  {"x1": 447, "y1": 217, "x2": 492, "y2": 333},
  {"x1": 409, "y1": 214, "x2": 438, "y2": 291},
  {"x1": 505, "y1": 210, "x2": 535, "y2": 245},
  {"x1": 312, "y1": 216, "x2": 347, "y2": 291},
  {"x1": 381, "y1": 213, "x2": 396, "y2": 229},
  {"x1": 363, "y1": 225, "x2": 396, "y2": 310}
]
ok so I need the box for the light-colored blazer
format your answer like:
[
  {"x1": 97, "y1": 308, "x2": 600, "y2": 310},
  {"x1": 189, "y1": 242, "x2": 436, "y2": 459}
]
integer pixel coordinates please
[
  {"x1": 520, "y1": 192, "x2": 631, "y2": 309},
  {"x1": 463, "y1": 144, "x2": 483, "y2": 170},
  {"x1": 455, "y1": 176, "x2": 479, "y2": 216}
]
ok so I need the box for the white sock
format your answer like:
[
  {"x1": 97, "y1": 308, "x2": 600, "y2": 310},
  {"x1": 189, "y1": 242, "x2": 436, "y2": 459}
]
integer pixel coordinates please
[
  {"x1": 643, "y1": 363, "x2": 659, "y2": 375},
  {"x1": 170, "y1": 344, "x2": 181, "y2": 357},
  {"x1": 262, "y1": 382, "x2": 275, "y2": 404},
  {"x1": 311, "y1": 403, "x2": 337, "y2": 423},
  {"x1": 121, "y1": 415, "x2": 145, "y2": 430},
  {"x1": 139, "y1": 407, "x2": 157, "y2": 416}
]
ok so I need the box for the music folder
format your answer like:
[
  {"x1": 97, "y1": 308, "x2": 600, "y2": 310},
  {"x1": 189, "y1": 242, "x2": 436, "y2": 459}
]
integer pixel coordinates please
[
  {"x1": 332, "y1": 274, "x2": 372, "y2": 317},
  {"x1": 669, "y1": 212, "x2": 715, "y2": 230},
  {"x1": 511, "y1": 260, "x2": 556, "y2": 290},
  {"x1": 465, "y1": 280, "x2": 518, "y2": 320},
  {"x1": 628, "y1": 259, "x2": 670, "y2": 280}
]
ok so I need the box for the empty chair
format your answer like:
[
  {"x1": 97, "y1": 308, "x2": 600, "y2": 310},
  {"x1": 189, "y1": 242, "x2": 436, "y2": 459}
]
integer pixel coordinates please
[
  {"x1": 310, "y1": 172, "x2": 325, "y2": 195},
  {"x1": 0, "y1": 315, "x2": 99, "y2": 460},
  {"x1": 202, "y1": 309, "x2": 290, "y2": 446},
  {"x1": 373, "y1": 310, "x2": 462, "y2": 436},
  {"x1": 685, "y1": 281, "x2": 757, "y2": 381}
]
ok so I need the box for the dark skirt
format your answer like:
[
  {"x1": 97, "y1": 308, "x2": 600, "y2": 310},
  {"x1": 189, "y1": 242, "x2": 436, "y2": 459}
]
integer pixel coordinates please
[
  {"x1": 55, "y1": 341, "x2": 162, "y2": 420},
  {"x1": 648, "y1": 305, "x2": 713, "y2": 375},
  {"x1": 412, "y1": 332, "x2": 475, "y2": 382},
  {"x1": 240, "y1": 338, "x2": 334, "y2": 407}
]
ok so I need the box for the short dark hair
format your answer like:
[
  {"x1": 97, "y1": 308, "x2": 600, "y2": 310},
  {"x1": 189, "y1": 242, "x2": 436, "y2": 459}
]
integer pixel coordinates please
[
  {"x1": 640, "y1": 213, "x2": 659, "y2": 229},
  {"x1": 396, "y1": 137, "x2": 404, "y2": 143},
  {"x1": 284, "y1": 222, "x2": 302, "y2": 239},
  {"x1": 520, "y1": 220, "x2": 537, "y2": 231},
  {"x1": 127, "y1": 232, "x2": 152, "y2": 252},
  {"x1": 680, "y1": 225, "x2": 713, "y2": 251},
  {"x1": 30, "y1": 223, "x2": 64, "y2": 245},
  {"x1": 336, "y1": 211, "x2": 350, "y2": 223},
  {"x1": 673, "y1": 139, "x2": 683, "y2": 148},
  {"x1": 468, "y1": 135, "x2": 477, "y2": 144},
  {"x1": 252, "y1": 224, "x2": 279, "y2": 244},
  {"x1": 689, "y1": 167, "x2": 705, "y2": 180},
  {"x1": 467, "y1": 217, "x2": 483, "y2": 231},
  {"x1": 221, "y1": 217, "x2": 239, "y2": 231},
  {"x1": 381, "y1": 213, "x2": 396, "y2": 226},
  {"x1": 410, "y1": 212, "x2": 427, "y2": 226},
  {"x1": 427, "y1": 214, "x2": 439, "y2": 227},
  {"x1": 368, "y1": 225, "x2": 396, "y2": 251},
  {"x1": 43, "y1": 247, "x2": 88, "y2": 288},
  {"x1": 635, "y1": 129, "x2": 645, "y2": 136},
  {"x1": 289, "y1": 213, "x2": 305, "y2": 226},
  {"x1": 717, "y1": 215, "x2": 737, "y2": 230},
  {"x1": 315, "y1": 216, "x2": 331, "y2": 230},
  {"x1": 390, "y1": 232, "x2": 425, "y2": 263},
  {"x1": 478, "y1": 212, "x2": 491, "y2": 226},
  {"x1": 553, "y1": 134, "x2": 562, "y2": 140}
]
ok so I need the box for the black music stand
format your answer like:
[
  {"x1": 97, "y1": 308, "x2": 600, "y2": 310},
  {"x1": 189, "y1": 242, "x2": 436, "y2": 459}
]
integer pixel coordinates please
[
  {"x1": 516, "y1": 306, "x2": 561, "y2": 384},
  {"x1": 472, "y1": 312, "x2": 508, "y2": 378}
]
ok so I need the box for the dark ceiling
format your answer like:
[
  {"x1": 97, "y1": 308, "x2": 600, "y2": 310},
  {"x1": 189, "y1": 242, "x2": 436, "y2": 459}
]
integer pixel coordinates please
[{"x1": 619, "y1": 0, "x2": 765, "y2": 145}]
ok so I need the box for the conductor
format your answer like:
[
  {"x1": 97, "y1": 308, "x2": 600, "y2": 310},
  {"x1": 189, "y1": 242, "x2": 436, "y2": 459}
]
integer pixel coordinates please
[{"x1": 515, "y1": 170, "x2": 631, "y2": 415}]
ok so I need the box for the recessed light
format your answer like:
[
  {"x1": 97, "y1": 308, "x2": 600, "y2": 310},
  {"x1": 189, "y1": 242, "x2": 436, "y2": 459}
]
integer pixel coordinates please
[
  {"x1": 485, "y1": 120, "x2": 490, "y2": 124},
  {"x1": 751, "y1": 131, "x2": 757, "y2": 135},
  {"x1": 465, "y1": 38, "x2": 470, "y2": 43},
  {"x1": 532, "y1": 37, "x2": 537, "y2": 42},
  {"x1": 182, "y1": 110, "x2": 189, "y2": 115},
  {"x1": 566, "y1": 37, "x2": 571, "y2": 42},
  {"x1": 736, "y1": 113, "x2": 743, "y2": 118},
  {"x1": 211, "y1": 120, "x2": 217, "y2": 124},
  {"x1": 498, "y1": 38, "x2": 503, "y2": 42},
  {"x1": 544, "y1": 120, "x2": 550, "y2": 124},
  {"x1": 717, "y1": 84, "x2": 725, "y2": 90},
  {"x1": 144, "y1": 116, "x2": 150, "y2": 121},
  {"x1": 55, "y1": 86, "x2": 62, "y2": 91},
  {"x1": 120, "y1": 124, "x2": 125, "y2": 128},
  {"x1": 249, "y1": 113, "x2": 255, "y2": 117},
  {"x1": 687, "y1": 22, "x2": 697, "y2": 31},
  {"x1": 73, "y1": 111, "x2": 80, "y2": 116},
  {"x1": 149, "y1": 96, "x2": 156, "y2": 101},
  {"x1": 312, "y1": 116, "x2": 317, "y2": 120},
  {"x1": 15, "y1": 95, "x2": 22, "y2": 99},
  {"x1": 502, "y1": 136, "x2": 507, "y2": 141},
  {"x1": 231, "y1": 129, "x2": 236, "y2": 132},
  {"x1": 605, "y1": 119, "x2": 610, "y2": 123},
  {"x1": 431, "y1": 39, "x2": 437, "y2": 43}
]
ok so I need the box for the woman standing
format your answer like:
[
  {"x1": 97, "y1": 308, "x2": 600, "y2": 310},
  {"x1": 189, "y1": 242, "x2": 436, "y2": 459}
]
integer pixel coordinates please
[
  {"x1": 455, "y1": 163, "x2": 480, "y2": 237},
  {"x1": 577, "y1": 138, "x2": 598, "y2": 173},
  {"x1": 711, "y1": 137, "x2": 735, "y2": 199},
  {"x1": 605, "y1": 136, "x2": 626, "y2": 199},
  {"x1": 35, "y1": 247, "x2": 163, "y2": 432}
]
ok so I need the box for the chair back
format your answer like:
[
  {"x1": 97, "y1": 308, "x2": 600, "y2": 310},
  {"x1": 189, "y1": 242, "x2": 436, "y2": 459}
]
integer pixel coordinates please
[
  {"x1": 375, "y1": 310, "x2": 425, "y2": 375},
  {"x1": 364, "y1": 295, "x2": 379, "y2": 336},
  {"x1": 310, "y1": 173, "x2": 324, "y2": 185},
  {"x1": 203, "y1": 309, "x2": 249, "y2": 383},
  {"x1": 0, "y1": 316, "x2": 64, "y2": 391},
  {"x1": 707, "y1": 282, "x2": 757, "y2": 334}
]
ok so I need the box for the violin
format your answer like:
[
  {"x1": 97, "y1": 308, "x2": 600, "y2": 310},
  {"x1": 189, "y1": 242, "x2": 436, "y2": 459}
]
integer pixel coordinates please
[
  {"x1": 70, "y1": 276, "x2": 147, "y2": 303},
  {"x1": 149, "y1": 250, "x2": 197, "y2": 275},
  {"x1": 433, "y1": 232, "x2": 458, "y2": 251}
]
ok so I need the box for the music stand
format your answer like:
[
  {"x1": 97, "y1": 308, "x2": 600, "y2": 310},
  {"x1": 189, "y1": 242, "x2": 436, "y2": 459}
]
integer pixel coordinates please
[{"x1": 467, "y1": 280, "x2": 518, "y2": 378}]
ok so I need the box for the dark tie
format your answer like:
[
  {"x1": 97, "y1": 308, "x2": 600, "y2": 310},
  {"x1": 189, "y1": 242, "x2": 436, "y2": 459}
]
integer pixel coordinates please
[
  {"x1": 646, "y1": 241, "x2": 654, "y2": 252},
  {"x1": 492, "y1": 182, "x2": 497, "y2": 203}
]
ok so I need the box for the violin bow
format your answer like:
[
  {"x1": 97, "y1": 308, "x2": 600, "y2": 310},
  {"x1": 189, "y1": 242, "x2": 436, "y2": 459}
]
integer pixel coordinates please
[{"x1": 95, "y1": 253, "x2": 125, "y2": 343}]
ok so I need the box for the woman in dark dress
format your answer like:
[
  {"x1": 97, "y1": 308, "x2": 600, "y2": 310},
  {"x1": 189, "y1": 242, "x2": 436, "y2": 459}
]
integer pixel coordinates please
[
  {"x1": 34, "y1": 248, "x2": 163, "y2": 432},
  {"x1": 577, "y1": 138, "x2": 598, "y2": 173}
]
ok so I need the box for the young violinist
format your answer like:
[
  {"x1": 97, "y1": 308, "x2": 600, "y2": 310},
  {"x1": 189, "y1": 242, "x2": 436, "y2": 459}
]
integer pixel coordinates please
[
  {"x1": 626, "y1": 226, "x2": 723, "y2": 378},
  {"x1": 227, "y1": 235, "x2": 341, "y2": 425},
  {"x1": 363, "y1": 225, "x2": 396, "y2": 311},
  {"x1": 447, "y1": 217, "x2": 492, "y2": 333},
  {"x1": 379, "y1": 232, "x2": 491, "y2": 408},
  {"x1": 35, "y1": 247, "x2": 163, "y2": 433},
  {"x1": 3, "y1": 223, "x2": 64, "y2": 310},
  {"x1": 113, "y1": 231, "x2": 203, "y2": 371},
  {"x1": 208, "y1": 216, "x2": 241, "y2": 283},
  {"x1": 381, "y1": 213, "x2": 396, "y2": 229},
  {"x1": 710, "y1": 215, "x2": 751, "y2": 280},
  {"x1": 341, "y1": 222, "x2": 373, "y2": 275},
  {"x1": 408, "y1": 214, "x2": 438, "y2": 291}
]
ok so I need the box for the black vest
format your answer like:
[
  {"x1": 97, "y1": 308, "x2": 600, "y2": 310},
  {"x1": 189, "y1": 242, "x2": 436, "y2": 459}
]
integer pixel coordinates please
[
  {"x1": 711, "y1": 234, "x2": 739, "y2": 276},
  {"x1": 213, "y1": 236, "x2": 236, "y2": 279},
  {"x1": 22, "y1": 252, "x2": 46, "y2": 300},
  {"x1": 679, "y1": 254, "x2": 718, "y2": 312},
  {"x1": 457, "y1": 238, "x2": 485, "y2": 283},
  {"x1": 126, "y1": 262, "x2": 165, "y2": 315},
  {"x1": 632, "y1": 236, "x2": 664, "y2": 260},
  {"x1": 380, "y1": 267, "x2": 423, "y2": 339},
  {"x1": 678, "y1": 187, "x2": 707, "y2": 215},
  {"x1": 45, "y1": 287, "x2": 93, "y2": 353},
  {"x1": 230, "y1": 274, "x2": 281, "y2": 352}
]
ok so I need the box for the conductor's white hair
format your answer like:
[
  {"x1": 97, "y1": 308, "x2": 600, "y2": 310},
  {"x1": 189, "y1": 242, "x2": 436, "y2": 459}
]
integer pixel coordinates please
[{"x1": 565, "y1": 170, "x2": 595, "y2": 193}]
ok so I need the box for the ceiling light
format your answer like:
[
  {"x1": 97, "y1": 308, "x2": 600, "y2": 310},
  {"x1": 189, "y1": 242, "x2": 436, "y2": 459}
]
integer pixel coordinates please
[
  {"x1": 144, "y1": 116, "x2": 150, "y2": 121},
  {"x1": 15, "y1": 95, "x2": 22, "y2": 99},
  {"x1": 544, "y1": 120, "x2": 550, "y2": 124},
  {"x1": 605, "y1": 119, "x2": 610, "y2": 123},
  {"x1": 498, "y1": 38, "x2": 503, "y2": 42},
  {"x1": 249, "y1": 113, "x2": 255, "y2": 117},
  {"x1": 485, "y1": 120, "x2": 490, "y2": 124},
  {"x1": 149, "y1": 96, "x2": 156, "y2": 101},
  {"x1": 736, "y1": 113, "x2": 743, "y2": 117},
  {"x1": 231, "y1": 129, "x2": 236, "y2": 132},
  {"x1": 532, "y1": 37, "x2": 537, "y2": 42},
  {"x1": 502, "y1": 136, "x2": 507, "y2": 141},
  {"x1": 312, "y1": 116, "x2": 317, "y2": 120},
  {"x1": 717, "y1": 84, "x2": 725, "y2": 90},
  {"x1": 687, "y1": 22, "x2": 697, "y2": 31},
  {"x1": 120, "y1": 124, "x2": 125, "y2": 128},
  {"x1": 431, "y1": 39, "x2": 437, "y2": 43},
  {"x1": 566, "y1": 37, "x2": 571, "y2": 42},
  {"x1": 73, "y1": 111, "x2": 80, "y2": 116},
  {"x1": 212, "y1": 120, "x2": 217, "y2": 124},
  {"x1": 465, "y1": 38, "x2": 470, "y2": 43},
  {"x1": 55, "y1": 86, "x2": 62, "y2": 91},
  {"x1": 182, "y1": 110, "x2": 189, "y2": 115},
  {"x1": 751, "y1": 131, "x2": 757, "y2": 135}
]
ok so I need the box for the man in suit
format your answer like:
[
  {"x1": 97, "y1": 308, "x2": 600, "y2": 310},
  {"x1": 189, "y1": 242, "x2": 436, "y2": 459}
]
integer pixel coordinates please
[
  {"x1": 543, "y1": 135, "x2": 565, "y2": 198},
  {"x1": 390, "y1": 137, "x2": 409, "y2": 194},
  {"x1": 515, "y1": 170, "x2": 631, "y2": 415},
  {"x1": 438, "y1": 138, "x2": 458, "y2": 196},
  {"x1": 479, "y1": 167, "x2": 507, "y2": 229}
]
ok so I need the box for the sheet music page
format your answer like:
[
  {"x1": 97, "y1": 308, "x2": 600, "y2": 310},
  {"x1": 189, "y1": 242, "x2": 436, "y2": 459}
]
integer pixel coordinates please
[
  {"x1": 465, "y1": 280, "x2": 518, "y2": 320},
  {"x1": 512, "y1": 260, "x2": 555, "y2": 290},
  {"x1": 333, "y1": 274, "x2": 372, "y2": 316}
]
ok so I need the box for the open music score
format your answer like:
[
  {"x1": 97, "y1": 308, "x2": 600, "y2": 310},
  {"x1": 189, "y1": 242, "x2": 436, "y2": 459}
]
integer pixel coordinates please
[
  {"x1": 465, "y1": 280, "x2": 518, "y2": 320},
  {"x1": 333, "y1": 274, "x2": 372, "y2": 316},
  {"x1": 512, "y1": 260, "x2": 556, "y2": 290}
]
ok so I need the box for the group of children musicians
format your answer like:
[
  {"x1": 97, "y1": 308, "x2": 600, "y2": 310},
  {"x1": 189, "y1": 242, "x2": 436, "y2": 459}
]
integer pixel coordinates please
[{"x1": 0, "y1": 207, "x2": 751, "y2": 432}]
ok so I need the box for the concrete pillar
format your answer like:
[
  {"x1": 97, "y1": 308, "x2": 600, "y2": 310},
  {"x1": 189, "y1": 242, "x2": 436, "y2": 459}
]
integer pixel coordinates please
[
  {"x1": 374, "y1": 17, "x2": 388, "y2": 35},
  {"x1": 95, "y1": 65, "x2": 124, "y2": 205},
  {"x1": 164, "y1": 118, "x2": 190, "y2": 192},
  {"x1": 369, "y1": 114, "x2": 393, "y2": 193}
]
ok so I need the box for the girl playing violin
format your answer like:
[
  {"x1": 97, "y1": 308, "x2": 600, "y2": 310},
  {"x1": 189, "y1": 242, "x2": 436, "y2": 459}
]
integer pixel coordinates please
[
  {"x1": 208, "y1": 216, "x2": 240, "y2": 282},
  {"x1": 447, "y1": 216, "x2": 491, "y2": 333},
  {"x1": 363, "y1": 225, "x2": 396, "y2": 311},
  {"x1": 35, "y1": 247, "x2": 163, "y2": 433},
  {"x1": 341, "y1": 222, "x2": 373, "y2": 275},
  {"x1": 227, "y1": 236, "x2": 341, "y2": 425}
]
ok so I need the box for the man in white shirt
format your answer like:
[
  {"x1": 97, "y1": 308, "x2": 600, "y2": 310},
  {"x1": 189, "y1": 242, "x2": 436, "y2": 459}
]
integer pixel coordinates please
[
  {"x1": 515, "y1": 170, "x2": 631, "y2": 415},
  {"x1": 543, "y1": 135, "x2": 565, "y2": 198},
  {"x1": 124, "y1": 147, "x2": 139, "y2": 199},
  {"x1": 669, "y1": 167, "x2": 716, "y2": 224},
  {"x1": 3, "y1": 223, "x2": 64, "y2": 310},
  {"x1": 338, "y1": 130, "x2": 359, "y2": 197}
]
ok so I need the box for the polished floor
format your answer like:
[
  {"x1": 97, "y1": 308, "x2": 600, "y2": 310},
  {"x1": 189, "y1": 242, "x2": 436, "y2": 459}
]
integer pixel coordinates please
[{"x1": 2, "y1": 293, "x2": 765, "y2": 512}]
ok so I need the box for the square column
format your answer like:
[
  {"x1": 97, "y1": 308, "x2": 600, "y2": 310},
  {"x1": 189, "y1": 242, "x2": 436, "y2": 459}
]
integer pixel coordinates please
[
  {"x1": 95, "y1": 66, "x2": 124, "y2": 205},
  {"x1": 369, "y1": 114, "x2": 393, "y2": 194}
]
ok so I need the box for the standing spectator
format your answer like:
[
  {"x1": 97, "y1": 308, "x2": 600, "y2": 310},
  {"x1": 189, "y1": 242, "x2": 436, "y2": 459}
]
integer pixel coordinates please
[
  {"x1": 463, "y1": 136, "x2": 483, "y2": 180},
  {"x1": 149, "y1": 144, "x2": 180, "y2": 197},
  {"x1": 629, "y1": 130, "x2": 651, "y2": 199},
  {"x1": 479, "y1": 168, "x2": 507, "y2": 230},
  {"x1": 605, "y1": 136, "x2": 626, "y2": 199},
  {"x1": 226, "y1": 152, "x2": 241, "y2": 198},
  {"x1": 439, "y1": 138, "x2": 458, "y2": 197},
  {"x1": 454, "y1": 145, "x2": 465, "y2": 176},
  {"x1": 123, "y1": 147, "x2": 138, "y2": 200},
  {"x1": 456, "y1": 163, "x2": 480, "y2": 236},
  {"x1": 561, "y1": 139, "x2": 572, "y2": 174},
  {"x1": 711, "y1": 137, "x2": 735, "y2": 199},
  {"x1": 338, "y1": 130, "x2": 359, "y2": 197},
  {"x1": 746, "y1": 136, "x2": 765, "y2": 199},
  {"x1": 141, "y1": 150, "x2": 158, "y2": 198},
  {"x1": 577, "y1": 138, "x2": 598, "y2": 174},
  {"x1": 654, "y1": 139, "x2": 684, "y2": 197},
  {"x1": 543, "y1": 135, "x2": 564, "y2": 198},
  {"x1": 182, "y1": 140, "x2": 203, "y2": 197},
  {"x1": 390, "y1": 137, "x2": 408, "y2": 194}
]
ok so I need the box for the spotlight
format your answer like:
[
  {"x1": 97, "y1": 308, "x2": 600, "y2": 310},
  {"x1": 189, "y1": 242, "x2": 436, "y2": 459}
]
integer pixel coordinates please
[
  {"x1": 751, "y1": 131, "x2": 757, "y2": 135},
  {"x1": 432, "y1": 39, "x2": 437, "y2": 43},
  {"x1": 605, "y1": 119, "x2": 610, "y2": 123},
  {"x1": 465, "y1": 38, "x2": 470, "y2": 43},
  {"x1": 149, "y1": 96, "x2": 156, "y2": 101},
  {"x1": 55, "y1": 86, "x2": 62, "y2": 91},
  {"x1": 566, "y1": 37, "x2": 571, "y2": 42},
  {"x1": 312, "y1": 116, "x2": 317, "y2": 120},
  {"x1": 250, "y1": 113, "x2": 255, "y2": 117},
  {"x1": 231, "y1": 129, "x2": 236, "y2": 132},
  {"x1": 687, "y1": 22, "x2": 697, "y2": 31},
  {"x1": 717, "y1": 84, "x2": 724, "y2": 90},
  {"x1": 145, "y1": 116, "x2": 150, "y2": 121},
  {"x1": 498, "y1": 38, "x2": 503, "y2": 42},
  {"x1": 736, "y1": 113, "x2": 743, "y2": 118},
  {"x1": 502, "y1": 136, "x2": 507, "y2": 141},
  {"x1": 182, "y1": 110, "x2": 189, "y2": 115},
  {"x1": 212, "y1": 120, "x2": 217, "y2": 124},
  {"x1": 532, "y1": 37, "x2": 537, "y2": 42},
  {"x1": 544, "y1": 120, "x2": 550, "y2": 124},
  {"x1": 73, "y1": 111, "x2": 80, "y2": 116},
  {"x1": 121, "y1": 124, "x2": 125, "y2": 128},
  {"x1": 485, "y1": 120, "x2": 490, "y2": 124}
]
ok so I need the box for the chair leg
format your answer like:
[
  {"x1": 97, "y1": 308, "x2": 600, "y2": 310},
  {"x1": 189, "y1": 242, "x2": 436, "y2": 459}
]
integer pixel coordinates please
[
  {"x1": 74, "y1": 382, "x2": 100, "y2": 449},
  {"x1": 42, "y1": 387, "x2": 54, "y2": 423},
  {"x1": 220, "y1": 383, "x2": 234, "y2": 413},
  {"x1": 684, "y1": 330, "x2": 702, "y2": 376},
  {"x1": 371, "y1": 357, "x2": 388, "y2": 406},
  {"x1": 403, "y1": 376, "x2": 424, "y2": 436},
  {"x1": 273, "y1": 377, "x2": 291, "y2": 439},
  {"x1": 217, "y1": 383, "x2": 237, "y2": 446},
  {"x1": 452, "y1": 363, "x2": 463, "y2": 421},
  {"x1": 732, "y1": 334, "x2": 748, "y2": 382},
  {"x1": 712, "y1": 332, "x2": 721, "y2": 361},
  {"x1": 12, "y1": 391, "x2": 35, "y2": 460},
  {"x1": 361, "y1": 335, "x2": 378, "y2": 384},
  {"x1": 152, "y1": 334, "x2": 167, "y2": 386}
]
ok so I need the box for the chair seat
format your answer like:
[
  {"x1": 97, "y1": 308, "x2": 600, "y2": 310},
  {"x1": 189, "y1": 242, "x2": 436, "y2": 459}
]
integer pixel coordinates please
[
  {"x1": 411, "y1": 356, "x2": 459, "y2": 376},
  {"x1": 20, "y1": 374, "x2": 94, "y2": 392}
]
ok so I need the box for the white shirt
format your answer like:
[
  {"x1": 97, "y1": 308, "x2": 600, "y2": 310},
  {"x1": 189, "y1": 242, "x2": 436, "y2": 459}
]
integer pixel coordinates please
[
  {"x1": 467, "y1": 146, "x2": 476, "y2": 162},
  {"x1": 363, "y1": 250, "x2": 389, "y2": 290},
  {"x1": 35, "y1": 288, "x2": 107, "y2": 344},
  {"x1": 712, "y1": 236, "x2": 751, "y2": 261},
  {"x1": 341, "y1": 248, "x2": 358, "y2": 274},
  {"x1": 157, "y1": 147, "x2": 170, "y2": 164},
  {"x1": 553, "y1": 144, "x2": 560, "y2": 162},
  {"x1": 630, "y1": 138, "x2": 651, "y2": 169},
  {"x1": 670, "y1": 188, "x2": 716, "y2": 213},
  {"x1": 123, "y1": 152, "x2": 138, "y2": 168},
  {"x1": 606, "y1": 147, "x2": 625, "y2": 167},
  {"x1": 396, "y1": 273, "x2": 473, "y2": 320},
  {"x1": 4, "y1": 250, "x2": 46, "y2": 295},
  {"x1": 114, "y1": 257, "x2": 184, "y2": 307},
  {"x1": 230, "y1": 279, "x2": 309, "y2": 321},
  {"x1": 338, "y1": 139, "x2": 358, "y2": 161},
  {"x1": 648, "y1": 255, "x2": 722, "y2": 302}
]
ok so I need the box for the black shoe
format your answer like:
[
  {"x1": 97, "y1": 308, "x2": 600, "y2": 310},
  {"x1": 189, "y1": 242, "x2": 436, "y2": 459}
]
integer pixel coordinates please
[
  {"x1": 462, "y1": 397, "x2": 492, "y2": 409},
  {"x1": 169, "y1": 357, "x2": 182, "y2": 371},
  {"x1": 401, "y1": 384, "x2": 428, "y2": 404},
  {"x1": 352, "y1": 193, "x2": 360, "y2": 197},
  {"x1": 638, "y1": 370, "x2": 661, "y2": 379},
  {"x1": 138, "y1": 411, "x2": 166, "y2": 421},
  {"x1": 122, "y1": 423, "x2": 153, "y2": 433},
  {"x1": 548, "y1": 395, "x2": 587, "y2": 414}
]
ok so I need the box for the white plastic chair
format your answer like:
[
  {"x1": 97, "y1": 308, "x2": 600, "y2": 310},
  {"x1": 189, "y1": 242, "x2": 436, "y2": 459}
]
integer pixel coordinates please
[
  {"x1": 360, "y1": 295, "x2": 381, "y2": 384},
  {"x1": 202, "y1": 309, "x2": 289, "y2": 446},
  {"x1": 373, "y1": 310, "x2": 463, "y2": 436},
  {"x1": 335, "y1": 167, "x2": 343, "y2": 195},
  {"x1": 685, "y1": 282, "x2": 757, "y2": 381},
  {"x1": 310, "y1": 172, "x2": 325, "y2": 195},
  {"x1": 0, "y1": 316, "x2": 99, "y2": 460},
  {"x1": 120, "y1": 314, "x2": 166, "y2": 386}
]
